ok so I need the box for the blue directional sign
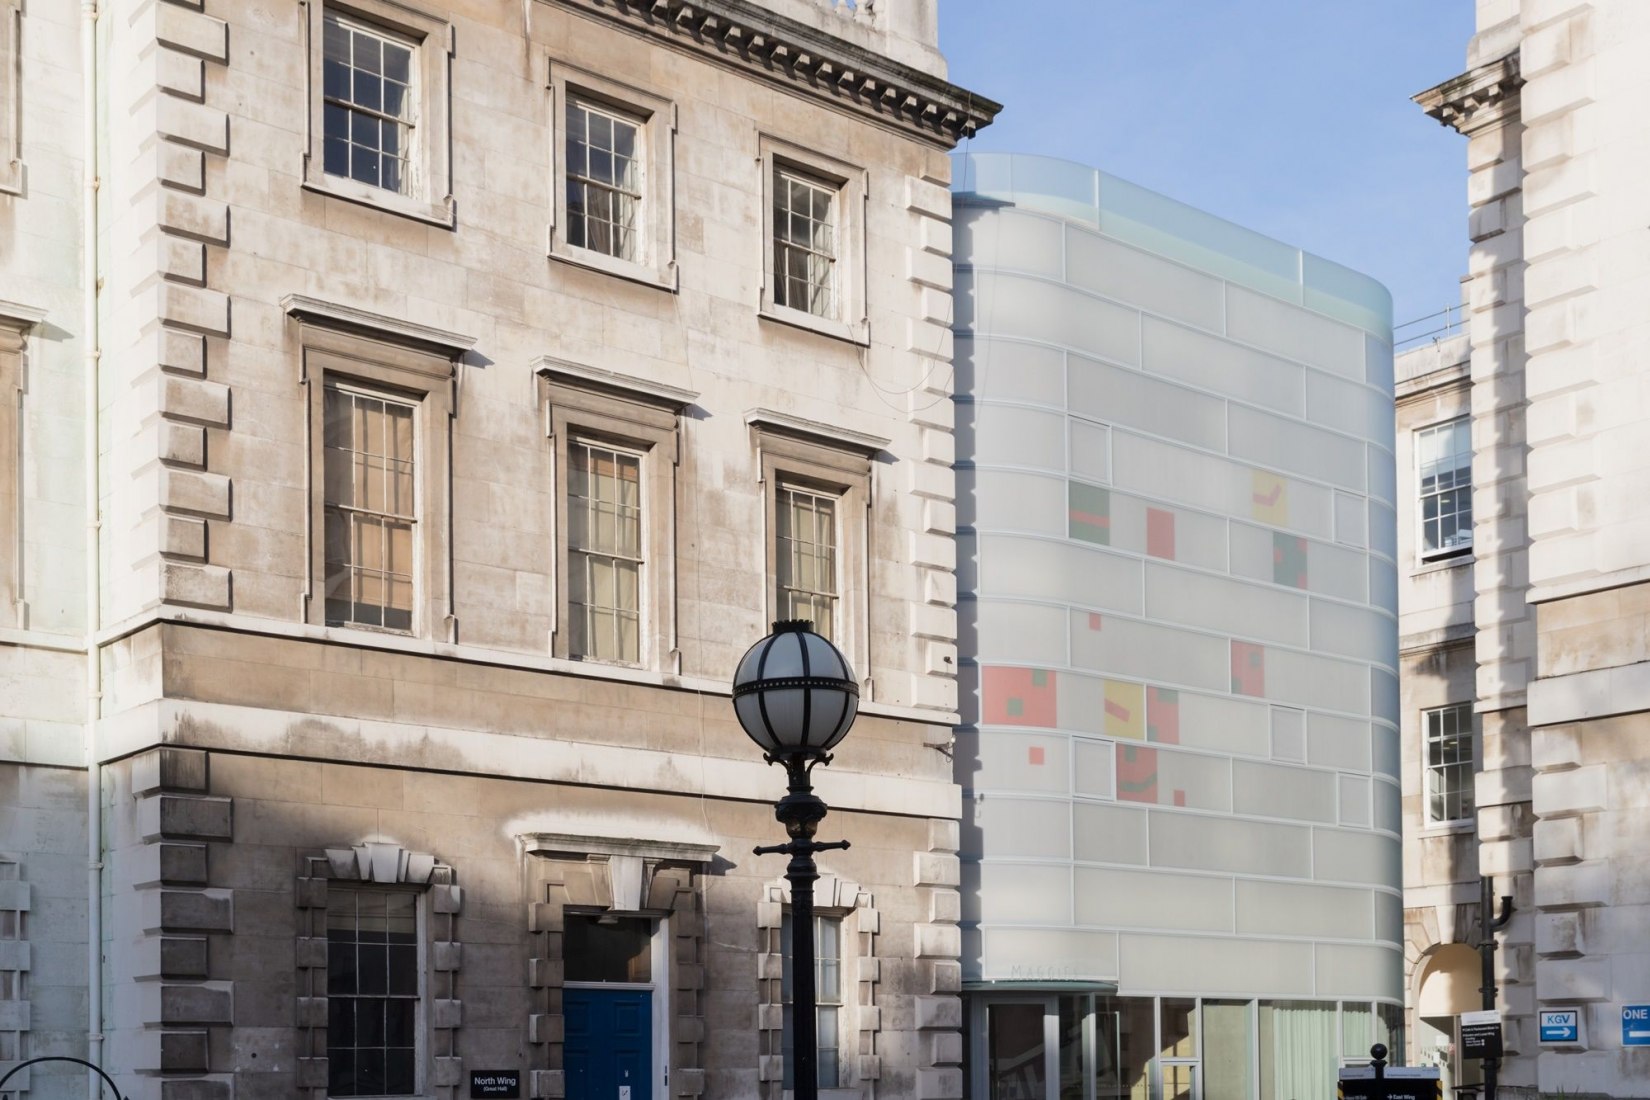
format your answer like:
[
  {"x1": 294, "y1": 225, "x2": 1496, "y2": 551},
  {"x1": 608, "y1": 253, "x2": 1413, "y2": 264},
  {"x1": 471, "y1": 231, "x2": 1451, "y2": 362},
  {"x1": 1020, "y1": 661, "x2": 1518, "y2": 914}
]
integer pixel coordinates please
[
  {"x1": 1540, "y1": 1010, "x2": 1579, "y2": 1043},
  {"x1": 1625, "y1": 1005, "x2": 1650, "y2": 1047}
]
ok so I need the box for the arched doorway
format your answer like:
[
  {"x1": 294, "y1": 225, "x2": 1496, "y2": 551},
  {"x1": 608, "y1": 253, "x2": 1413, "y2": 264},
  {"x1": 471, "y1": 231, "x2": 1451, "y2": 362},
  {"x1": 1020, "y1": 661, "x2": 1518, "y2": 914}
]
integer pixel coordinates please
[{"x1": 1415, "y1": 944, "x2": 1483, "y2": 1100}]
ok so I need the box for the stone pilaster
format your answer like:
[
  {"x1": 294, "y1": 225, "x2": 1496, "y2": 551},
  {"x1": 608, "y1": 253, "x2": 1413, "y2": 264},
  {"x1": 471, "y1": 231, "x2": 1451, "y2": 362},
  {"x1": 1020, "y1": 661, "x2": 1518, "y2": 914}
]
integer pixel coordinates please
[
  {"x1": 911, "y1": 819, "x2": 962, "y2": 1100},
  {"x1": 126, "y1": 747, "x2": 234, "y2": 1100},
  {"x1": 903, "y1": 171, "x2": 959, "y2": 716}
]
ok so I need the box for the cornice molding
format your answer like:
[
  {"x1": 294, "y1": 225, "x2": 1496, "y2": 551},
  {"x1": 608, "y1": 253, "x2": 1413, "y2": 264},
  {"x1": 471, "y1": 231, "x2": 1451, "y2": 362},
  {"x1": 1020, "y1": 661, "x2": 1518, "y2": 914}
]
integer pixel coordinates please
[
  {"x1": 546, "y1": 0, "x2": 999, "y2": 148},
  {"x1": 1414, "y1": 53, "x2": 1522, "y2": 136},
  {"x1": 282, "y1": 294, "x2": 478, "y2": 357},
  {"x1": 746, "y1": 407, "x2": 890, "y2": 455}
]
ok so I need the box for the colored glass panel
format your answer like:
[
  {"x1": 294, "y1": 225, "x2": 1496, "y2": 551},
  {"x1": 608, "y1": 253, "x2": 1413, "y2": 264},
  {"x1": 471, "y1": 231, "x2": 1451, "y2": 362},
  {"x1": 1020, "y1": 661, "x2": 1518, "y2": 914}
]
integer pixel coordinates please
[
  {"x1": 1273, "y1": 532, "x2": 1309, "y2": 588},
  {"x1": 1104, "y1": 680, "x2": 1145, "y2": 740},
  {"x1": 1231, "y1": 641, "x2": 1266, "y2": 696},
  {"x1": 1069, "y1": 482, "x2": 1111, "y2": 545},
  {"x1": 1147, "y1": 686, "x2": 1180, "y2": 744},
  {"x1": 983, "y1": 667, "x2": 1059, "y2": 727},
  {"x1": 1146, "y1": 507, "x2": 1176, "y2": 559},
  {"x1": 1251, "y1": 470, "x2": 1288, "y2": 524}
]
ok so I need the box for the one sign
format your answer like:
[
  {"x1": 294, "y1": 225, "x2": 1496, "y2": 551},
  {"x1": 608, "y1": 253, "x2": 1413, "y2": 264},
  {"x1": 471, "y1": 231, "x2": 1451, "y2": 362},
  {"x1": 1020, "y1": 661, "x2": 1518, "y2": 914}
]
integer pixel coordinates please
[
  {"x1": 1339, "y1": 1065, "x2": 1442, "y2": 1100},
  {"x1": 470, "y1": 1070, "x2": 521, "y2": 1099},
  {"x1": 1540, "y1": 1009, "x2": 1580, "y2": 1043},
  {"x1": 1625, "y1": 1005, "x2": 1650, "y2": 1047},
  {"x1": 1460, "y1": 1009, "x2": 1503, "y2": 1059}
]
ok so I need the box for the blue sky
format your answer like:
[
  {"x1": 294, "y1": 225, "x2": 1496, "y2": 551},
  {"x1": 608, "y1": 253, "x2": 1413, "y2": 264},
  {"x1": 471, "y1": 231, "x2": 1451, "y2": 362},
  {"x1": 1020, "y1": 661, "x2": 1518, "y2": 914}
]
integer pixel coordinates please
[{"x1": 937, "y1": 0, "x2": 1476, "y2": 330}]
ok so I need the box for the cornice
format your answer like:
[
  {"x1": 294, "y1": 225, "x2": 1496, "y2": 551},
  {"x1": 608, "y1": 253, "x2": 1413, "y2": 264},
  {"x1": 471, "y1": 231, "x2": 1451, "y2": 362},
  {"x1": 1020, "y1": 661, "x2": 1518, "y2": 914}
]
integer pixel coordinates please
[
  {"x1": 546, "y1": 0, "x2": 999, "y2": 148},
  {"x1": 1414, "y1": 53, "x2": 1522, "y2": 137},
  {"x1": 282, "y1": 293, "x2": 477, "y2": 357}
]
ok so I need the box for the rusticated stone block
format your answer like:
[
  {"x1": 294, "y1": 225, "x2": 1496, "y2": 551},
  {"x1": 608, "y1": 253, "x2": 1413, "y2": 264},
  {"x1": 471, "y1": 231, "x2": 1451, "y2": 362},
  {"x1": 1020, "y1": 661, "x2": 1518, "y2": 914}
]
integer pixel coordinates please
[
  {"x1": 159, "y1": 1078, "x2": 231, "y2": 1100},
  {"x1": 528, "y1": 1013, "x2": 560, "y2": 1044},
  {"x1": 161, "y1": 1029, "x2": 210, "y2": 1073},
  {"x1": 673, "y1": 1068, "x2": 704, "y2": 1095},
  {"x1": 528, "y1": 957, "x2": 561, "y2": 987},
  {"x1": 155, "y1": 326, "x2": 206, "y2": 375},
  {"x1": 432, "y1": 999, "x2": 462, "y2": 1028},
  {"x1": 296, "y1": 1058, "x2": 329, "y2": 1089},
  {"x1": 294, "y1": 877, "x2": 326, "y2": 909},
  {"x1": 132, "y1": 746, "x2": 208, "y2": 794},
  {"x1": 142, "y1": 889, "x2": 232, "y2": 934},
  {"x1": 434, "y1": 1058, "x2": 463, "y2": 1087},
  {"x1": 160, "y1": 560, "x2": 232, "y2": 609},
  {"x1": 130, "y1": 935, "x2": 209, "y2": 980},
  {"x1": 296, "y1": 997, "x2": 327, "y2": 1028},
  {"x1": 139, "y1": 793, "x2": 232, "y2": 841},
  {"x1": 155, "y1": 842, "x2": 210, "y2": 884},
  {"x1": 914, "y1": 851, "x2": 960, "y2": 887},
  {"x1": 433, "y1": 940, "x2": 461, "y2": 971},
  {"x1": 528, "y1": 901, "x2": 561, "y2": 932},
  {"x1": 857, "y1": 1054, "x2": 883, "y2": 1080},
  {"x1": 917, "y1": 1065, "x2": 963, "y2": 1099},
  {"x1": 531, "y1": 1069, "x2": 565, "y2": 1099},
  {"x1": 295, "y1": 937, "x2": 326, "y2": 969},
  {"x1": 914, "y1": 994, "x2": 962, "y2": 1030},
  {"x1": 431, "y1": 884, "x2": 462, "y2": 913},
  {"x1": 146, "y1": 983, "x2": 232, "y2": 1026}
]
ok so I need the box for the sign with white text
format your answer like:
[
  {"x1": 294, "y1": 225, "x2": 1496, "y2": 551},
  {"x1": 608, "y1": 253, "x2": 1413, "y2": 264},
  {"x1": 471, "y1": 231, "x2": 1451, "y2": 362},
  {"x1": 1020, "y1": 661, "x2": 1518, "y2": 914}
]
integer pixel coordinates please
[
  {"x1": 1625, "y1": 1005, "x2": 1650, "y2": 1047},
  {"x1": 1540, "y1": 1009, "x2": 1580, "y2": 1044},
  {"x1": 1460, "y1": 1010, "x2": 1503, "y2": 1059}
]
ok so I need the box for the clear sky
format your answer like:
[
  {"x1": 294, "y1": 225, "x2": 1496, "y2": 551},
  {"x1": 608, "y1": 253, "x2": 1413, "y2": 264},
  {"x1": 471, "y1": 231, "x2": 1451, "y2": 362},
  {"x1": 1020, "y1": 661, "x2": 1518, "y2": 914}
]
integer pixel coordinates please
[{"x1": 937, "y1": 0, "x2": 1477, "y2": 331}]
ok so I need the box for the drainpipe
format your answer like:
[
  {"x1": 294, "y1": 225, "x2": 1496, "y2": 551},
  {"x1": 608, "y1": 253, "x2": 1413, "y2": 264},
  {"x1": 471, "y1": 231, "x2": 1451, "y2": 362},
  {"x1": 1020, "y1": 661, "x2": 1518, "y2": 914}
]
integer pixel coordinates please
[{"x1": 81, "y1": 0, "x2": 104, "y2": 1093}]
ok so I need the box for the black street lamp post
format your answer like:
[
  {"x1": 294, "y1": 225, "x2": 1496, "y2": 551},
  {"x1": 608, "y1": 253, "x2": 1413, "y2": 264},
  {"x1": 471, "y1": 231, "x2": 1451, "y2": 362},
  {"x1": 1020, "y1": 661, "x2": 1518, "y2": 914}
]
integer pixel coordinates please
[{"x1": 733, "y1": 620, "x2": 860, "y2": 1100}]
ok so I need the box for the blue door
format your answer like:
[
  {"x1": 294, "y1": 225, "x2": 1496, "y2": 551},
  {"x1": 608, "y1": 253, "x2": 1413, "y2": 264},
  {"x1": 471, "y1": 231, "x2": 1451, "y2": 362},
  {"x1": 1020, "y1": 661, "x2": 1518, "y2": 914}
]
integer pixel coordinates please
[{"x1": 565, "y1": 988, "x2": 652, "y2": 1100}]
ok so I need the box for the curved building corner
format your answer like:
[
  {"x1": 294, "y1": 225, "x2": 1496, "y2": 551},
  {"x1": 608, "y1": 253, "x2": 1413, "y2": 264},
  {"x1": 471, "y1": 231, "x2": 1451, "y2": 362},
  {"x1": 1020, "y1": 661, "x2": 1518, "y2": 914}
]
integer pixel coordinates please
[{"x1": 951, "y1": 152, "x2": 1403, "y2": 1100}]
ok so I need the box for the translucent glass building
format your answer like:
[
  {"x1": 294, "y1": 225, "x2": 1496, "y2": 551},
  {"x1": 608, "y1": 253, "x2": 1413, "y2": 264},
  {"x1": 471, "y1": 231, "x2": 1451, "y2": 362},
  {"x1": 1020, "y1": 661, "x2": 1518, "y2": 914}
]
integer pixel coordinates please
[{"x1": 951, "y1": 153, "x2": 1403, "y2": 1100}]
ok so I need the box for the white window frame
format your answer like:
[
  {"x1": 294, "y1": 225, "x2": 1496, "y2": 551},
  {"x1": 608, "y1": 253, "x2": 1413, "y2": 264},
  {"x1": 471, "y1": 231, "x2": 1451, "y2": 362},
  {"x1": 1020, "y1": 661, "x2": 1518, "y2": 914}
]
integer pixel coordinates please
[
  {"x1": 758, "y1": 134, "x2": 868, "y2": 346},
  {"x1": 539, "y1": 360, "x2": 694, "y2": 669},
  {"x1": 750, "y1": 412, "x2": 881, "y2": 682},
  {"x1": 1422, "y1": 703, "x2": 1475, "y2": 827},
  {"x1": 323, "y1": 883, "x2": 426, "y2": 1099},
  {"x1": 776, "y1": 482, "x2": 841, "y2": 641},
  {"x1": 0, "y1": 0, "x2": 22, "y2": 195},
  {"x1": 547, "y1": 60, "x2": 677, "y2": 290},
  {"x1": 303, "y1": 0, "x2": 454, "y2": 227},
  {"x1": 565, "y1": 437, "x2": 646, "y2": 665},
  {"x1": 1416, "y1": 416, "x2": 1472, "y2": 562},
  {"x1": 294, "y1": 314, "x2": 459, "y2": 640}
]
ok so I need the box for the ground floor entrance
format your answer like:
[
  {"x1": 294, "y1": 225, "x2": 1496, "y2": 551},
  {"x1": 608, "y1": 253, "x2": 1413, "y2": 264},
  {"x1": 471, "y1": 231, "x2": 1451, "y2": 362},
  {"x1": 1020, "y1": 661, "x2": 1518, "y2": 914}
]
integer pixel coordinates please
[
  {"x1": 968, "y1": 992, "x2": 1405, "y2": 1100},
  {"x1": 562, "y1": 913, "x2": 670, "y2": 1100}
]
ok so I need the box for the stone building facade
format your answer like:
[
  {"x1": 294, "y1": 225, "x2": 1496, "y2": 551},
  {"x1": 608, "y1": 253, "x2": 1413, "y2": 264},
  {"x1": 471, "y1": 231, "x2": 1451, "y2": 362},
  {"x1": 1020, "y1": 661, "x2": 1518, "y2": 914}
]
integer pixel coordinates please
[
  {"x1": 0, "y1": 1, "x2": 996, "y2": 1098},
  {"x1": 1406, "y1": 2, "x2": 1650, "y2": 1095}
]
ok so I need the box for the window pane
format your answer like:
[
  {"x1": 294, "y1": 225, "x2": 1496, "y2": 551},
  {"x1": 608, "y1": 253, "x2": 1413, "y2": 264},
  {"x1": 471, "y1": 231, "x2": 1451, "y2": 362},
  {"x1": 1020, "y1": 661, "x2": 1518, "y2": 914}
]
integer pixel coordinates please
[
  {"x1": 1204, "y1": 1000, "x2": 1255, "y2": 1100},
  {"x1": 563, "y1": 915, "x2": 653, "y2": 983},
  {"x1": 1417, "y1": 418, "x2": 1472, "y2": 556},
  {"x1": 568, "y1": 442, "x2": 643, "y2": 663},
  {"x1": 327, "y1": 886, "x2": 420, "y2": 1098}
]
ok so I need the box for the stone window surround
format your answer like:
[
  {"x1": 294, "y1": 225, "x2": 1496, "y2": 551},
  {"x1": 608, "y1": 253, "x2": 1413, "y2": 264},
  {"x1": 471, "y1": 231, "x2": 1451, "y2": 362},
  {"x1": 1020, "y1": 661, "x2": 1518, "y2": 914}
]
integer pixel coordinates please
[
  {"x1": 757, "y1": 134, "x2": 869, "y2": 346},
  {"x1": 302, "y1": 0, "x2": 456, "y2": 227},
  {"x1": 546, "y1": 58, "x2": 678, "y2": 291},
  {"x1": 521, "y1": 832, "x2": 717, "y2": 1100},
  {"x1": 756, "y1": 874, "x2": 881, "y2": 1097},
  {"x1": 288, "y1": 295, "x2": 473, "y2": 643},
  {"x1": 0, "y1": 302, "x2": 38, "y2": 629},
  {"x1": 0, "y1": 0, "x2": 21, "y2": 195},
  {"x1": 749, "y1": 410, "x2": 885, "y2": 684},
  {"x1": 296, "y1": 841, "x2": 464, "y2": 1100},
  {"x1": 537, "y1": 358, "x2": 696, "y2": 669}
]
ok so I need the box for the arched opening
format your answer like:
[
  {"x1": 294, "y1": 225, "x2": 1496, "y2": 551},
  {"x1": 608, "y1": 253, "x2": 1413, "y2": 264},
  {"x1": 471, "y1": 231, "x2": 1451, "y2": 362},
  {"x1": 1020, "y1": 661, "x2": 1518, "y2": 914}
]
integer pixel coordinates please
[{"x1": 1415, "y1": 944, "x2": 1483, "y2": 1100}]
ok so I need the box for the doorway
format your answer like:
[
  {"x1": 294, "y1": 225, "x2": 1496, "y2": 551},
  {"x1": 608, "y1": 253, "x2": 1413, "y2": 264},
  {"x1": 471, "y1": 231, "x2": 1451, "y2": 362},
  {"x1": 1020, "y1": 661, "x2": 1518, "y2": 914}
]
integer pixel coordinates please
[
  {"x1": 562, "y1": 913, "x2": 669, "y2": 1100},
  {"x1": 971, "y1": 993, "x2": 1196, "y2": 1100}
]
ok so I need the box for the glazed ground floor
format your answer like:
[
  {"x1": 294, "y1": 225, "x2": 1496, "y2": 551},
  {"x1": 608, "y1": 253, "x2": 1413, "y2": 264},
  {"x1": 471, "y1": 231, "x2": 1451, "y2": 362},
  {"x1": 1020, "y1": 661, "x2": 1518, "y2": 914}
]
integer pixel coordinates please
[{"x1": 966, "y1": 992, "x2": 1404, "y2": 1100}]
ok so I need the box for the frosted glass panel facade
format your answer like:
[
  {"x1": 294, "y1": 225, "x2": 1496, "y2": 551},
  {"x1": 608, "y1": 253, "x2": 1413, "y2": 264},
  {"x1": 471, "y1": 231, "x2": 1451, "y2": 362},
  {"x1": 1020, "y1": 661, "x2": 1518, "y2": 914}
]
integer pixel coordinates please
[{"x1": 954, "y1": 152, "x2": 1400, "y2": 1078}]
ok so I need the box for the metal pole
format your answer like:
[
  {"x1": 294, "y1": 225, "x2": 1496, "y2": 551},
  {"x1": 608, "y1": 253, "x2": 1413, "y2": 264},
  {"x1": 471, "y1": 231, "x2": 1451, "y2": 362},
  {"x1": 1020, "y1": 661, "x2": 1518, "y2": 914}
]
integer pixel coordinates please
[
  {"x1": 755, "y1": 757, "x2": 850, "y2": 1100},
  {"x1": 789, "y1": 827, "x2": 820, "y2": 1100}
]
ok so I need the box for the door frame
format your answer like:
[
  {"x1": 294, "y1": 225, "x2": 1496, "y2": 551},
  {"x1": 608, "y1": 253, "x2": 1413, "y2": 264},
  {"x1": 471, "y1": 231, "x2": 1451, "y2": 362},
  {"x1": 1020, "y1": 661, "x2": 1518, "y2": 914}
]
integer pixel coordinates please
[
  {"x1": 563, "y1": 914, "x2": 672, "y2": 1100},
  {"x1": 970, "y1": 993, "x2": 1060, "y2": 1100}
]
